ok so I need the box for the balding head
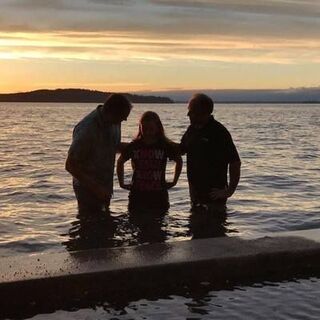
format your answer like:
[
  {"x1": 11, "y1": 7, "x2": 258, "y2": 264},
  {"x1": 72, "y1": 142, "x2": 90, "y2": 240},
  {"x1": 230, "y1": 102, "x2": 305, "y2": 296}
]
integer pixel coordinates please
[
  {"x1": 189, "y1": 93, "x2": 214, "y2": 115},
  {"x1": 102, "y1": 93, "x2": 132, "y2": 124},
  {"x1": 187, "y1": 93, "x2": 214, "y2": 128}
]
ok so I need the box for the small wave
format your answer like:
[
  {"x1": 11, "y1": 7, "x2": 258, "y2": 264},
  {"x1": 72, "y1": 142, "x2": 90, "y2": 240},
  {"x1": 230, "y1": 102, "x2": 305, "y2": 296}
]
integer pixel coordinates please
[{"x1": 1, "y1": 103, "x2": 320, "y2": 257}]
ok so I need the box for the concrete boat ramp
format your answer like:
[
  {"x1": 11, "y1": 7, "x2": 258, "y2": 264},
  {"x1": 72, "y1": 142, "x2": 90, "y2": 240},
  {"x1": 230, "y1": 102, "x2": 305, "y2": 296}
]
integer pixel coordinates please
[{"x1": 1, "y1": 229, "x2": 320, "y2": 317}]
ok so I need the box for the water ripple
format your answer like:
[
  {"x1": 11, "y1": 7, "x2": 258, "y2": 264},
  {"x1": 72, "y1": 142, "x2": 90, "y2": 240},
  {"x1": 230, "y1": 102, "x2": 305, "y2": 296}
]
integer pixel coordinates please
[{"x1": 0, "y1": 103, "x2": 319, "y2": 257}]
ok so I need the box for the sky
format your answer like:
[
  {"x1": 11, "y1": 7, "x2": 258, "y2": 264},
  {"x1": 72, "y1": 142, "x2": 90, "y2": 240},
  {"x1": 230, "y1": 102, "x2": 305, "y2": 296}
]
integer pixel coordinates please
[{"x1": 0, "y1": 0, "x2": 319, "y2": 93}]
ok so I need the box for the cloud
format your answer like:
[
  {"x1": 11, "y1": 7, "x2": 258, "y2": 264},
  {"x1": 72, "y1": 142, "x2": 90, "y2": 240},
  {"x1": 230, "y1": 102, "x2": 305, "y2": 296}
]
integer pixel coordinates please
[
  {"x1": 150, "y1": 0, "x2": 320, "y2": 16},
  {"x1": 3, "y1": 0, "x2": 73, "y2": 10},
  {"x1": 88, "y1": 0, "x2": 135, "y2": 5},
  {"x1": 0, "y1": 0, "x2": 319, "y2": 66},
  {"x1": 0, "y1": 0, "x2": 319, "y2": 39},
  {"x1": 1, "y1": 31, "x2": 319, "y2": 65}
]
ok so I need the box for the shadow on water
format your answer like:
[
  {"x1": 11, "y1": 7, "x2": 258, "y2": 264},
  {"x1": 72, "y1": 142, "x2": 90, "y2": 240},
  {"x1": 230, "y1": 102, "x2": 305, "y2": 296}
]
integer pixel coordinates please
[
  {"x1": 188, "y1": 205, "x2": 232, "y2": 239},
  {"x1": 62, "y1": 214, "x2": 118, "y2": 252},
  {"x1": 128, "y1": 210, "x2": 167, "y2": 244},
  {"x1": 62, "y1": 206, "x2": 235, "y2": 252},
  {"x1": 189, "y1": 212, "x2": 227, "y2": 239},
  {"x1": 62, "y1": 209, "x2": 168, "y2": 252}
]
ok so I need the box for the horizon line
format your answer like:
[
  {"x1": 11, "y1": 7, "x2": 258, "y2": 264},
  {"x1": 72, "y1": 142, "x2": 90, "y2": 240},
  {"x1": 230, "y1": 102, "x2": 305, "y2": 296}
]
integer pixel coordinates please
[{"x1": 0, "y1": 85, "x2": 320, "y2": 95}]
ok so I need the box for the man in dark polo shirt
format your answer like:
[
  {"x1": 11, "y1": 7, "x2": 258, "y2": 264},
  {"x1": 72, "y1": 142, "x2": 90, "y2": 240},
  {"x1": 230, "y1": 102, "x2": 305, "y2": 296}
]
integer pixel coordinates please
[
  {"x1": 66, "y1": 93, "x2": 132, "y2": 217},
  {"x1": 181, "y1": 93, "x2": 241, "y2": 213}
]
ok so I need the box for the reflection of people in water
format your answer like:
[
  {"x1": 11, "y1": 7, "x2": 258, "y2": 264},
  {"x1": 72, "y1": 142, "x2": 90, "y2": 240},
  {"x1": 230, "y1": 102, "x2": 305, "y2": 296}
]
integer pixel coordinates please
[
  {"x1": 62, "y1": 215, "x2": 117, "y2": 252},
  {"x1": 129, "y1": 211, "x2": 167, "y2": 244},
  {"x1": 117, "y1": 111, "x2": 182, "y2": 213},
  {"x1": 62, "y1": 212, "x2": 168, "y2": 252},
  {"x1": 189, "y1": 205, "x2": 228, "y2": 239}
]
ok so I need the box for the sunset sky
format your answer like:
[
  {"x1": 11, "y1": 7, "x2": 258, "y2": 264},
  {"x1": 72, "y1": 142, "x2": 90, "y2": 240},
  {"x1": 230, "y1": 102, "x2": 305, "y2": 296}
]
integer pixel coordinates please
[{"x1": 0, "y1": 0, "x2": 319, "y2": 93}]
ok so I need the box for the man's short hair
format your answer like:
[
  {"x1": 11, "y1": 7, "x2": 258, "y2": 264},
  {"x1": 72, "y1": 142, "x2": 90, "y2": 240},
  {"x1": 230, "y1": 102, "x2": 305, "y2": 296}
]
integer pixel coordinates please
[
  {"x1": 104, "y1": 93, "x2": 132, "y2": 115},
  {"x1": 190, "y1": 93, "x2": 214, "y2": 114}
]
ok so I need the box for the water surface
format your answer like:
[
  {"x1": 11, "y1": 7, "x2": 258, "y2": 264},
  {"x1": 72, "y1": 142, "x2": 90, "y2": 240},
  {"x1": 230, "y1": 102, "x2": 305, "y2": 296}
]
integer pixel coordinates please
[
  {"x1": 0, "y1": 103, "x2": 319, "y2": 257},
  {"x1": 27, "y1": 277, "x2": 320, "y2": 320}
]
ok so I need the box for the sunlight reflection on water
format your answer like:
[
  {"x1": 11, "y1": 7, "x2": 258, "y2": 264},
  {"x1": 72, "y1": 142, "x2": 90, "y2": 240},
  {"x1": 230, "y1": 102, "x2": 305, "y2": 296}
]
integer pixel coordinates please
[{"x1": 0, "y1": 103, "x2": 319, "y2": 257}]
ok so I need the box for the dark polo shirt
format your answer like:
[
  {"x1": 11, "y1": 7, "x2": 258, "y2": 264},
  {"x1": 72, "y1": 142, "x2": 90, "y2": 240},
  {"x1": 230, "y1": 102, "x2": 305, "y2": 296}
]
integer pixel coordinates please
[{"x1": 181, "y1": 116, "x2": 240, "y2": 204}]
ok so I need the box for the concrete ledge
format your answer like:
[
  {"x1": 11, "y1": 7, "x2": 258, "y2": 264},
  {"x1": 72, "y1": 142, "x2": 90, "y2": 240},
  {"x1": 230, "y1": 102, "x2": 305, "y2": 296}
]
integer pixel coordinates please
[{"x1": 1, "y1": 229, "x2": 320, "y2": 317}]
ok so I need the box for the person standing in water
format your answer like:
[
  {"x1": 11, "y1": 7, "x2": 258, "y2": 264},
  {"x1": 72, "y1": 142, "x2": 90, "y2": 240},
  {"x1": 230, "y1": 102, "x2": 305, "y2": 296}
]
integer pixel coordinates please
[
  {"x1": 117, "y1": 111, "x2": 182, "y2": 213},
  {"x1": 66, "y1": 93, "x2": 132, "y2": 217},
  {"x1": 181, "y1": 93, "x2": 241, "y2": 214}
]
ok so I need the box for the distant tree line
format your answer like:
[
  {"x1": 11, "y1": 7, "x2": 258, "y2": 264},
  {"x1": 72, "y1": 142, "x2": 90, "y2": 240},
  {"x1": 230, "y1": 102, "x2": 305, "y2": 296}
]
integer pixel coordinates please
[{"x1": 0, "y1": 89, "x2": 173, "y2": 103}]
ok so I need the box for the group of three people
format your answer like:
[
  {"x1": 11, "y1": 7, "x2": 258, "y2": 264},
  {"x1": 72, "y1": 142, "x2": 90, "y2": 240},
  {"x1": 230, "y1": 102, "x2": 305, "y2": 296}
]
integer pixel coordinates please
[{"x1": 65, "y1": 93, "x2": 241, "y2": 218}]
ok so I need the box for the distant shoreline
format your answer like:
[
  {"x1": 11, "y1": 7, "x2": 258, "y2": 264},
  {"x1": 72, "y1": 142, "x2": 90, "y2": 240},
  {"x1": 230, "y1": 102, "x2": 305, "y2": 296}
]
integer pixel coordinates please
[
  {"x1": 0, "y1": 89, "x2": 174, "y2": 104},
  {"x1": 1, "y1": 101, "x2": 319, "y2": 105},
  {"x1": 0, "y1": 88, "x2": 319, "y2": 104}
]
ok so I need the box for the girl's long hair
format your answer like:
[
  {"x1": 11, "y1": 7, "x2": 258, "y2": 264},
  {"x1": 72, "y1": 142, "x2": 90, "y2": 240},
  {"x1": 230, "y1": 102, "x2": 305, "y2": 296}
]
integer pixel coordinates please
[{"x1": 135, "y1": 111, "x2": 170, "y2": 143}]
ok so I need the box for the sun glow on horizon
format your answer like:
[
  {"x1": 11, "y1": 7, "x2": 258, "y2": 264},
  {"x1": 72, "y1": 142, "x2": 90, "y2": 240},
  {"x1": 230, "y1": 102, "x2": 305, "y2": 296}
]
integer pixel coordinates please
[{"x1": 0, "y1": 0, "x2": 319, "y2": 93}]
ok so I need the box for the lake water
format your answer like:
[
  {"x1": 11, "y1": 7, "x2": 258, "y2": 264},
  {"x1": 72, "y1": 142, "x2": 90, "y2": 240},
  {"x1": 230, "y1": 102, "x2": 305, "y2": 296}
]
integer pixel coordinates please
[
  {"x1": 0, "y1": 102, "x2": 319, "y2": 257},
  {"x1": 28, "y1": 277, "x2": 320, "y2": 320},
  {"x1": 0, "y1": 102, "x2": 320, "y2": 319}
]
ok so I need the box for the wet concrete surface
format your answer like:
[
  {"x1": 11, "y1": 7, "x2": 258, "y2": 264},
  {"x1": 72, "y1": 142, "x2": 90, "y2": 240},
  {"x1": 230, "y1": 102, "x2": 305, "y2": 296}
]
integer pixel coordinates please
[{"x1": 1, "y1": 229, "x2": 320, "y2": 317}]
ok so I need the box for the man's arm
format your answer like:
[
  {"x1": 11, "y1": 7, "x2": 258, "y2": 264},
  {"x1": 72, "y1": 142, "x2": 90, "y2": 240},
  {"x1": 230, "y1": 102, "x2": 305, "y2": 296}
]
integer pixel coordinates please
[
  {"x1": 226, "y1": 160, "x2": 241, "y2": 197},
  {"x1": 116, "y1": 155, "x2": 131, "y2": 190},
  {"x1": 117, "y1": 142, "x2": 129, "y2": 153},
  {"x1": 65, "y1": 154, "x2": 111, "y2": 201},
  {"x1": 210, "y1": 160, "x2": 241, "y2": 200},
  {"x1": 166, "y1": 155, "x2": 183, "y2": 189}
]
